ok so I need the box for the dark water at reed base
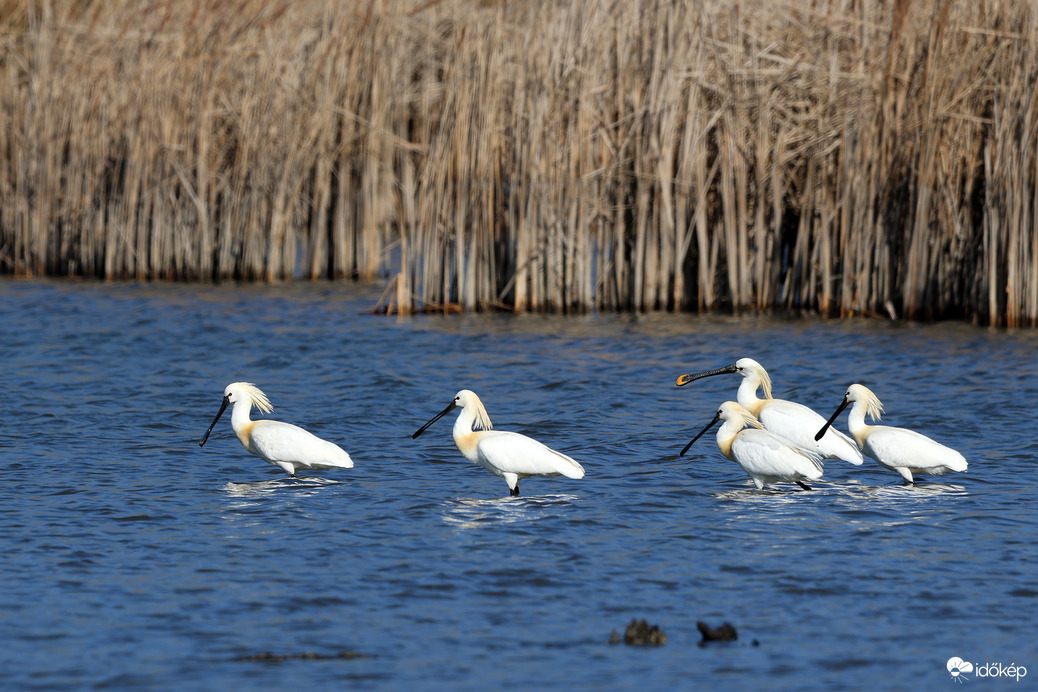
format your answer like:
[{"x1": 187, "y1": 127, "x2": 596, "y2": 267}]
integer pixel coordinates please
[{"x1": 1, "y1": 278, "x2": 1036, "y2": 690}]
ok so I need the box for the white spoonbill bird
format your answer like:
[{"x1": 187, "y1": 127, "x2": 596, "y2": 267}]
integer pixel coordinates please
[
  {"x1": 681, "y1": 401, "x2": 823, "y2": 490},
  {"x1": 676, "y1": 357, "x2": 863, "y2": 466},
  {"x1": 198, "y1": 382, "x2": 353, "y2": 477},
  {"x1": 412, "y1": 389, "x2": 585, "y2": 497},
  {"x1": 815, "y1": 383, "x2": 967, "y2": 484}
]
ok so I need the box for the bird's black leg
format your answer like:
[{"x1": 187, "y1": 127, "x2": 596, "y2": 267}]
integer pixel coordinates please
[
  {"x1": 796, "y1": 481, "x2": 813, "y2": 491},
  {"x1": 510, "y1": 484, "x2": 520, "y2": 497}
]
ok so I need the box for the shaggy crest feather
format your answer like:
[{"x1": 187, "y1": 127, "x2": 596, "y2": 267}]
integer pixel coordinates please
[
  {"x1": 466, "y1": 393, "x2": 493, "y2": 431},
  {"x1": 232, "y1": 382, "x2": 273, "y2": 414},
  {"x1": 850, "y1": 384, "x2": 884, "y2": 422},
  {"x1": 757, "y1": 367, "x2": 773, "y2": 400}
]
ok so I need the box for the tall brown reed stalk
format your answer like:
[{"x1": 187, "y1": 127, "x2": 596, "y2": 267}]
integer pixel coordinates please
[{"x1": 1, "y1": 0, "x2": 1036, "y2": 325}]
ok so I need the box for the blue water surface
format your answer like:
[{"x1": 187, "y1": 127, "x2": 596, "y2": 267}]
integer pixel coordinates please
[{"x1": 1, "y1": 278, "x2": 1036, "y2": 690}]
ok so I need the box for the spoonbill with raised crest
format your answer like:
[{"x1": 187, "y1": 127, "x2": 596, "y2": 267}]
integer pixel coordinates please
[
  {"x1": 198, "y1": 382, "x2": 354, "y2": 477},
  {"x1": 681, "y1": 401, "x2": 823, "y2": 490},
  {"x1": 412, "y1": 389, "x2": 585, "y2": 497},
  {"x1": 815, "y1": 383, "x2": 967, "y2": 484},
  {"x1": 676, "y1": 358, "x2": 862, "y2": 465}
]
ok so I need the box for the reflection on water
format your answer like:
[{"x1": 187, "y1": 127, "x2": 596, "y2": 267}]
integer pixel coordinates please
[
  {"x1": 856, "y1": 481, "x2": 968, "y2": 497},
  {"x1": 712, "y1": 487, "x2": 808, "y2": 502},
  {"x1": 441, "y1": 494, "x2": 581, "y2": 530},
  {"x1": 222, "y1": 476, "x2": 342, "y2": 499},
  {"x1": 219, "y1": 477, "x2": 344, "y2": 527},
  {"x1": 713, "y1": 475, "x2": 968, "y2": 504}
]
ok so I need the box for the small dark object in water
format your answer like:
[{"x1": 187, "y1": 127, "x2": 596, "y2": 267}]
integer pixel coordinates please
[
  {"x1": 697, "y1": 620, "x2": 738, "y2": 643},
  {"x1": 610, "y1": 619, "x2": 666, "y2": 646},
  {"x1": 235, "y1": 651, "x2": 368, "y2": 662}
]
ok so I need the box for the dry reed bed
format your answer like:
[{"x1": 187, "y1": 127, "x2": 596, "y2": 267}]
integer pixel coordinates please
[{"x1": 1, "y1": 0, "x2": 1036, "y2": 325}]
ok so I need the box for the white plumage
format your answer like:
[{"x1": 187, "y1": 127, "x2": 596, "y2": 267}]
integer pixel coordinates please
[
  {"x1": 682, "y1": 401, "x2": 824, "y2": 490},
  {"x1": 412, "y1": 389, "x2": 585, "y2": 496},
  {"x1": 816, "y1": 383, "x2": 967, "y2": 484},
  {"x1": 198, "y1": 382, "x2": 353, "y2": 476},
  {"x1": 677, "y1": 357, "x2": 863, "y2": 465}
]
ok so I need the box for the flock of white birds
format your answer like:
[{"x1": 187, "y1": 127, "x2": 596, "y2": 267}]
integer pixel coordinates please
[
  {"x1": 676, "y1": 358, "x2": 967, "y2": 490},
  {"x1": 198, "y1": 357, "x2": 967, "y2": 495}
]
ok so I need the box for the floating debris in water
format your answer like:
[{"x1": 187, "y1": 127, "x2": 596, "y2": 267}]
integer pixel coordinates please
[
  {"x1": 697, "y1": 621, "x2": 738, "y2": 643},
  {"x1": 609, "y1": 619, "x2": 667, "y2": 646},
  {"x1": 235, "y1": 651, "x2": 369, "y2": 662}
]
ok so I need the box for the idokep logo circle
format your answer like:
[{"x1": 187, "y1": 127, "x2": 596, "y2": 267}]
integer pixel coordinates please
[{"x1": 947, "y1": 657, "x2": 974, "y2": 682}]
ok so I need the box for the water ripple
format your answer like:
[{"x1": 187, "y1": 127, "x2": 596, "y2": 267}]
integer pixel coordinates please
[{"x1": 1, "y1": 278, "x2": 1036, "y2": 690}]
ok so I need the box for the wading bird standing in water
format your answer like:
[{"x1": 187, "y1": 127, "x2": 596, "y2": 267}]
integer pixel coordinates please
[
  {"x1": 412, "y1": 389, "x2": 585, "y2": 497},
  {"x1": 681, "y1": 401, "x2": 824, "y2": 490},
  {"x1": 676, "y1": 357, "x2": 863, "y2": 466},
  {"x1": 815, "y1": 384, "x2": 967, "y2": 484},
  {"x1": 198, "y1": 382, "x2": 354, "y2": 477}
]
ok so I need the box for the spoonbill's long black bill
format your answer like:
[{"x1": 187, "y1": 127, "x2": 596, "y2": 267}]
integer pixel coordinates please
[
  {"x1": 199, "y1": 395, "x2": 230, "y2": 446},
  {"x1": 680, "y1": 411, "x2": 722, "y2": 456},
  {"x1": 412, "y1": 400, "x2": 458, "y2": 439}
]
